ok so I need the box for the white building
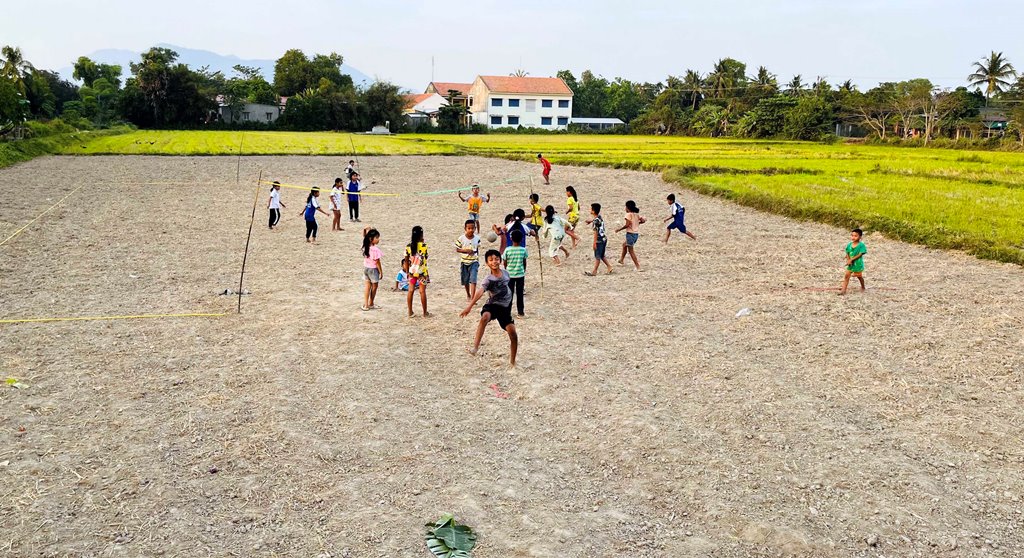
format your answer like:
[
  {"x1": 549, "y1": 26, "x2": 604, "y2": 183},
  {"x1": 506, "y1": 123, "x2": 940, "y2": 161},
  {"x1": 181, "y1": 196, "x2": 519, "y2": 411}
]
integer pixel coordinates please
[
  {"x1": 402, "y1": 93, "x2": 449, "y2": 127},
  {"x1": 216, "y1": 96, "x2": 282, "y2": 124},
  {"x1": 466, "y1": 76, "x2": 573, "y2": 130},
  {"x1": 571, "y1": 117, "x2": 625, "y2": 131}
]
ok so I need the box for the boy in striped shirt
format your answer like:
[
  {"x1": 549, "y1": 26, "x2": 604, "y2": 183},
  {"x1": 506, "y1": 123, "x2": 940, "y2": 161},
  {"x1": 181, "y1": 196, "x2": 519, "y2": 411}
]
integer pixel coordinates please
[{"x1": 455, "y1": 220, "x2": 481, "y2": 299}]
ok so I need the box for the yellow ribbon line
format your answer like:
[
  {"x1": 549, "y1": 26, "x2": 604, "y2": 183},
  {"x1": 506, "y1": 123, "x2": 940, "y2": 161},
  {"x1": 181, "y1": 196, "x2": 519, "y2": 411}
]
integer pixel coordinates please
[
  {"x1": 0, "y1": 312, "x2": 228, "y2": 325},
  {"x1": 0, "y1": 184, "x2": 87, "y2": 247},
  {"x1": 261, "y1": 180, "x2": 400, "y2": 197}
]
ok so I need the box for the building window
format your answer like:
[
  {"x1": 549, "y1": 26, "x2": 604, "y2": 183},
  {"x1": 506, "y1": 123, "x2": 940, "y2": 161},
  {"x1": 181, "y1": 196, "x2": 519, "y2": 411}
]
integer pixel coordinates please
[
  {"x1": 558, "y1": 100, "x2": 570, "y2": 108},
  {"x1": 468, "y1": 96, "x2": 474, "y2": 107},
  {"x1": 525, "y1": 99, "x2": 536, "y2": 113},
  {"x1": 508, "y1": 116, "x2": 520, "y2": 126},
  {"x1": 541, "y1": 117, "x2": 552, "y2": 126},
  {"x1": 266, "y1": 112, "x2": 273, "y2": 121},
  {"x1": 242, "y1": 112, "x2": 250, "y2": 121},
  {"x1": 491, "y1": 116, "x2": 503, "y2": 125},
  {"x1": 541, "y1": 99, "x2": 553, "y2": 108},
  {"x1": 557, "y1": 116, "x2": 569, "y2": 126},
  {"x1": 508, "y1": 98, "x2": 520, "y2": 107},
  {"x1": 491, "y1": 98, "x2": 503, "y2": 107}
]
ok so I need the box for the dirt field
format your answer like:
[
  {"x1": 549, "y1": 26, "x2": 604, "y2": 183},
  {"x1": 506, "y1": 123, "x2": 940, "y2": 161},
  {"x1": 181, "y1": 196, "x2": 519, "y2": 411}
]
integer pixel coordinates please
[{"x1": 1, "y1": 155, "x2": 1022, "y2": 557}]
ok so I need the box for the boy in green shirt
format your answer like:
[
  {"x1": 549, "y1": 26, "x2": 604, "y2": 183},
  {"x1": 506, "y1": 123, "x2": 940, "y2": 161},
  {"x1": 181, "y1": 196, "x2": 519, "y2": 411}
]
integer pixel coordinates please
[{"x1": 840, "y1": 228, "x2": 867, "y2": 295}]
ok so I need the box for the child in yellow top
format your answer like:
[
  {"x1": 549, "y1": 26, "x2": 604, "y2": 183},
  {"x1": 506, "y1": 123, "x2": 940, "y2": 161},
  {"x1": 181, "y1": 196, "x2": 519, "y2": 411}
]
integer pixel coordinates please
[
  {"x1": 458, "y1": 184, "x2": 490, "y2": 233},
  {"x1": 565, "y1": 186, "x2": 582, "y2": 248},
  {"x1": 528, "y1": 193, "x2": 543, "y2": 233},
  {"x1": 405, "y1": 225, "x2": 430, "y2": 317}
]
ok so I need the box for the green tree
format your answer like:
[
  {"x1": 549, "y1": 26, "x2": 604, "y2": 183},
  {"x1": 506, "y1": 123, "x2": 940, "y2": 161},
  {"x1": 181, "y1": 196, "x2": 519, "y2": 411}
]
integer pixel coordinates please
[
  {"x1": 274, "y1": 50, "x2": 352, "y2": 97},
  {"x1": 783, "y1": 95, "x2": 834, "y2": 140},
  {"x1": 0, "y1": 77, "x2": 23, "y2": 125},
  {"x1": 785, "y1": 75, "x2": 805, "y2": 97},
  {"x1": 360, "y1": 81, "x2": 405, "y2": 131},
  {"x1": 122, "y1": 47, "x2": 215, "y2": 127},
  {"x1": 736, "y1": 95, "x2": 797, "y2": 138},
  {"x1": 605, "y1": 78, "x2": 645, "y2": 123},
  {"x1": 37, "y1": 70, "x2": 79, "y2": 113},
  {"x1": 967, "y1": 51, "x2": 1016, "y2": 103},
  {"x1": 574, "y1": 70, "x2": 609, "y2": 117},
  {"x1": 73, "y1": 57, "x2": 123, "y2": 89},
  {"x1": 707, "y1": 58, "x2": 746, "y2": 99},
  {"x1": 681, "y1": 69, "x2": 705, "y2": 110},
  {"x1": 1, "y1": 45, "x2": 33, "y2": 94}
]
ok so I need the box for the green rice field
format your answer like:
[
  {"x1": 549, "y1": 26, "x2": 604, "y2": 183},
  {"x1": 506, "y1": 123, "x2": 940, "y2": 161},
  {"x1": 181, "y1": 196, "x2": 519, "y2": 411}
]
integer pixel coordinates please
[{"x1": 65, "y1": 131, "x2": 1024, "y2": 264}]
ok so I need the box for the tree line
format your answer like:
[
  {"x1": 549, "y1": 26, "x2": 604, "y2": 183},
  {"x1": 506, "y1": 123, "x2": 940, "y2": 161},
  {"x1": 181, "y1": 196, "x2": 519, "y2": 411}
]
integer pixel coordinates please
[
  {"x1": 0, "y1": 45, "x2": 406, "y2": 133},
  {"x1": 555, "y1": 52, "x2": 1023, "y2": 144}
]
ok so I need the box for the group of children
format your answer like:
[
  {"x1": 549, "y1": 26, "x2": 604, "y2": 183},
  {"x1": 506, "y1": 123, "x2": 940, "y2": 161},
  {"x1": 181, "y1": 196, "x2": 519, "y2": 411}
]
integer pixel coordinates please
[{"x1": 265, "y1": 156, "x2": 869, "y2": 367}]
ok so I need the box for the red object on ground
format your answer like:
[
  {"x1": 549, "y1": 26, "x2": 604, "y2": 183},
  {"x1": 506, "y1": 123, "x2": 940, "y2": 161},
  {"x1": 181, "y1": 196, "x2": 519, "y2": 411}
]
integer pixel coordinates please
[{"x1": 489, "y1": 383, "x2": 509, "y2": 399}]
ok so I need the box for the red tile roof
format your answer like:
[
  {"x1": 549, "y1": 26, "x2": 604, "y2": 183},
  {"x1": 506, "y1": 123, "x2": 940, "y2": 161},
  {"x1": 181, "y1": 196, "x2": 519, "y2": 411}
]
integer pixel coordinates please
[
  {"x1": 428, "y1": 82, "x2": 472, "y2": 96},
  {"x1": 479, "y1": 76, "x2": 573, "y2": 95},
  {"x1": 403, "y1": 93, "x2": 433, "y2": 110}
]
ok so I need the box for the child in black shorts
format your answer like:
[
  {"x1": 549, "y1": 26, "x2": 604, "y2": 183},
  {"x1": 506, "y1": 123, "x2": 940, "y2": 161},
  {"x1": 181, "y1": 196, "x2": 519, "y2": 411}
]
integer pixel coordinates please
[{"x1": 459, "y1": 249, "x2": 518, "y2": 367}]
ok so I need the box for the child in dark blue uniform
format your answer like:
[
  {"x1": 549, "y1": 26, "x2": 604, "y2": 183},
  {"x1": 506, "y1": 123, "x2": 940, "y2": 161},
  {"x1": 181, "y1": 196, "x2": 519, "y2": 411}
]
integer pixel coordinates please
[{"x1": 662, "y1": 193, "x2": 697, "y2": 243}]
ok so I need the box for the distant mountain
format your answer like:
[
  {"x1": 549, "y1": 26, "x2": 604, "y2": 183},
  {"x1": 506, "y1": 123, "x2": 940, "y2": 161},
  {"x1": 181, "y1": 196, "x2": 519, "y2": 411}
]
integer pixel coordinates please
[{"x1": 56, "y1": 44, "x2": 373, "y2": 88}]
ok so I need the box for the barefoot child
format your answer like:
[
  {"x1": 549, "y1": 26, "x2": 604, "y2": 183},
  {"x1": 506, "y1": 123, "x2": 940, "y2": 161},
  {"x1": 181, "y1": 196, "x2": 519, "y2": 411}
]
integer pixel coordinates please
[
  {"x1": 528, "y1": 194, "x2": 544, "y2": 234},
  {"x1": 330, "y1": 178, "x2": 346, "y2": 231},
  {"x1": 455, "y1": 219, "x2": 481, "y2": 299},
  {"x1": 615, "y1": 200, "x2": 644, "y2": 271},
  {"x1": 406, "y1": 226, "x2": 430, "y2": 316},
  {"x1": 458, "y1": 185, "x2": 490, "y2": 233},
  {"x1": 565, "y1": 186, "x2": 582, "y2": 248},
  {"x1": 662, "y1": 193, "x2": 696, "y2": 242},
  {"x1": 541, "y1": 205, "x2": 571, "y2": 266},
  {"x1": 537, "y1": 153, "x2": 552, "y2": 185},
  {"x1": 460, "y1": 249, "x2": 518, "y2": 367},
  {"x1": 393, "y1": 257, "x2": 410, "y2": 292},
  {"x1": 347, "y1": 172, "x2": 365, "y2": 222},
  {"x1": 299, "y1": 188, "x2": 329, "y2": 243},
  {"x1": 267, "y1": 181, "x2": 285, "y2": 229},
  {"x1": 584, "y1": 203, "x2": 613, "y2": 276},
  {"x1": 840, "y1": 228, "x2": 867, "y2": 295},
  {"x1": 361, "y1": 228, "x2": 383, "y2": 310},
  {"x1": 503, "y1": 229, "x2": 528, "y2": 317}
]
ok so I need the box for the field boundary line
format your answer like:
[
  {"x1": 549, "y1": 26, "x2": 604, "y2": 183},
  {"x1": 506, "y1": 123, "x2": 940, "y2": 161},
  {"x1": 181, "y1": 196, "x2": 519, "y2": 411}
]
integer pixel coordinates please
[
  {"x1": 0, "y1": 312, "x2": 228, "y2": 325},
  {"x1": 0, "y1": 184, "x2": 87, "y2": 247}
]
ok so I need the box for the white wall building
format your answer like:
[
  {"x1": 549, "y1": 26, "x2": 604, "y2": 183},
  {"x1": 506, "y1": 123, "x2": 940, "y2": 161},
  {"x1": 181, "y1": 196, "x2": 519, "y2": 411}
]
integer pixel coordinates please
[
  {"x1": 403, "y1": 93, "x2": 449, "y2": 127},
  {"x1": 216, "y1": 100, "x2": 281, "y2": 124},
  {"x1": 466, "y1": 76, "x2": 573, "y2": 130}
]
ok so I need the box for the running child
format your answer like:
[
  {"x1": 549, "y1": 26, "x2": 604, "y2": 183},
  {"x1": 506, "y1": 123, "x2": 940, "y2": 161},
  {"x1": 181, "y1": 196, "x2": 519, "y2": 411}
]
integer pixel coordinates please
[
  {"x1": 503, "y1": 229, "x2": 528, "y2": 317},
  {"x1": 537, "y1": 153, "x2": 552, "y2": 185},
  {"x1": 528, "y1": 193, "x2": 543, "y2": 234},
  {"x1": 458, "y1": 184, "x2": 490, "y2": 233},
  {"x1": 662, "y1": 193, "x2": 696, "y2": 242},
  {"x1": 455, "y1": 219, "x2": 481, "y2": 299},
  {"x1": 615, "y1": 200, "x2": 645, "y2": 271},
  {"x1": 493, "y1": 209, "x2": 530, "y2": 254},
  {"x1": 330, "y1": 178, "x2": 345, "y2": 231},
  {"x1": 541, "y1": 205, "x2": 571, "y2": 266},
  {"x1": 839, "y1": 228, "x2": 867, "y2": 295},
  {"x1": 347, "y1": 172, "x2": 365, "y2": 222},
  {"x1": 565, "y1": 186, "x2": 582, "y2": 248},
  {"x1": 460, "y1": 249, "x2": 518, "y2": 367},
  {"x1": 405, "y1": 225, "x2": 430, "y2": 317},
  {"x1": 267, "y1": 181, "x2": 285, "y2": 229},
  {"x1": 393, "y1": 256, "x2": 410, "y2": 292},
  {"x1": 299, "y1": 188, "x2": 329, "y2": 243},
  {"x1": 584, "y1": 203, "x2": 613, "y2": 276},
  {"x1": 361, "y1": 228, "x2": 383, "y2": 310}
]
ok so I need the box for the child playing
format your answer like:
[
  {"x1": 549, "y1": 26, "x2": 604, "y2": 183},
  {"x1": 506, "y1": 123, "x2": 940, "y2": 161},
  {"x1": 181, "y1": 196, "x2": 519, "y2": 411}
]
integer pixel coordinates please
[
  {"x1": 840, "y1": 228, "x2": 867, "y2": 295},
  {"x1": 494, "y1": 209, "x2": 531, "y2": 254},
  {"x1": 565, "y1": 186, "x2": 582, "y2": 248},
  {"x1": 345, "y1": 160, "x2": 357, "y2": 180},
  {"x1": 347, "y1": 172, "x2": 365, "y2": 222},
  {"x1": 455, "y1": 219, "x2": 481, "y2": 299},
  {"x1": 528, "y1": 193, "x2": 543, "y2": 234},
  {"x1": 460, "y1": 249, "x2": 518, "y2": 367},
  {"x1": 405, "y1": 225, "x2": 430, "y2": 317},
  {"x1": 503, "y1": 229, "x2": 528, "y2": 317},
  {"x1": 537, "y1": 153, "x2": 552, "y2": 185},
  {"x1": 541, "y1": 205, "x2": 571, "y2": 266},
  {"x1": 584, "y1": 203, "x2": 613, "y2": 276},
  {"x1": 662, "y1": 193, "x2": 696, "y2": 242},
  {"x1": 458, "y1": 184, "x2": 490, "y2": 233},
  {"x1": 615, "y1": 200, "x2": 644, "y2": 271},
  {"x1": 299, "y1": 188, "x2": 329, "y2": 243},
  {"x1": 267, "y1": 181, "x2": 285, "y2": 229},
  {"x1": 393, "y1": 257, "x2": 410, "y2": 292},
  {"x1": 361, "y1": 228, "x2": 383, "y2": 310},
  {"x1": 330, "y1": 178, "x2": 345, "y2": 231}
]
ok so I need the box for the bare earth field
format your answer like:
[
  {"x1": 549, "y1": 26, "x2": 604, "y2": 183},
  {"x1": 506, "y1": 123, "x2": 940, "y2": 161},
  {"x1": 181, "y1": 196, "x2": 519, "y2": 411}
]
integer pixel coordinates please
[{"x1": 1, "y1": 155, "x2": 1023, "y2": 557}]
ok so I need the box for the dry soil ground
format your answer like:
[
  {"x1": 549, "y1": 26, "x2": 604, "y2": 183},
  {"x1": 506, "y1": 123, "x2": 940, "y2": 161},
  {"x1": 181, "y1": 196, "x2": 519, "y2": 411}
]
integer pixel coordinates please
[{"x1": 1, "y1": 155, "x2": 1023, "y2": 557}]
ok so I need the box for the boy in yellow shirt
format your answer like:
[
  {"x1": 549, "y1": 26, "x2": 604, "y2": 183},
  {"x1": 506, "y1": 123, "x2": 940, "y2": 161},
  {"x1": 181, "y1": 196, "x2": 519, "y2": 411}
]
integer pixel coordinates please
[{"x1": 528, "y1": 193, "x2": 543, "y2": 233}]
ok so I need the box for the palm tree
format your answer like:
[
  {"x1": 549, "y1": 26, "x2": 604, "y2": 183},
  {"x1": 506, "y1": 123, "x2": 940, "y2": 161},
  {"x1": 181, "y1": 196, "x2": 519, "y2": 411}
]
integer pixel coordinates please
[
  {"x1": 785, "y1": 74, "x2": 804, "y2": 97},
  {"x1": 510, "y1": 69, "x2": 529, "y2": 78},
  {"x1": 839, "y1": 80, "x2": 856, "y2": 94},
  {"x1": 707, "y1": 59, "x2": 737, "y2": 99},
  {"x1": 750, "y1": 66, "x2": 778, "y2": 95},
  {"x1": 1, "y1": 45, "x2": 34, "y2": 93},
  {"x1": 968, "y1": 51, "x2": 1017, "y2": 104},
  {"x1": 812, "y1": 76, "x2": 831, "y2": 97},
  {"x1": 681, "y1": 69, "x2": 704, "y2": 110}
]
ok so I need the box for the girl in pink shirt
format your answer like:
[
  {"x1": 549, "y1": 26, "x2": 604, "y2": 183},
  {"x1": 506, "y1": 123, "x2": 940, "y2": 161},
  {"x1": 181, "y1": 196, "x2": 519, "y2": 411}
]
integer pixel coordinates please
[{"x1": 362, "y1": 228, "x2": 383, "y2": 310}]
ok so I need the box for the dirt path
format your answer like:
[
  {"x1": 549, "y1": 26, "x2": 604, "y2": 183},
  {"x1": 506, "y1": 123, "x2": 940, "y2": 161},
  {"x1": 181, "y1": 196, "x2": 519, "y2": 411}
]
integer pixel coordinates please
[{"x1": 1, "y1": 155, "x2": 1022, "y2": 557}]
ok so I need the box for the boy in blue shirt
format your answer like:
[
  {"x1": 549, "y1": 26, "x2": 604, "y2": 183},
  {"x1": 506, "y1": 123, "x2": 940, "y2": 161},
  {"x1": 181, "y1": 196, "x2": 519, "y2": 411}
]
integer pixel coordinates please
[{"x1": 662, "y1": 193, "x2": 697, "y2": 243}]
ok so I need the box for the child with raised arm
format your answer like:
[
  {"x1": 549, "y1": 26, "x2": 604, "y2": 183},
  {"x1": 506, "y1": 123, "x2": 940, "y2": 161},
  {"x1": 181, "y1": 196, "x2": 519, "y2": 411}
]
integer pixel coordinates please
[
  {"x1": 537, "y1": 153, "x2": 552, "y2": 184},
  {"x1": 455, "y1": 219, "x2": 481, "y2": 299},
  {"x1": 361, "y1": 228, "x2": 383, "y2": 310},
  {"x1": 458, "y1": 184, "x2": 490, "y2": 234},
  {"x1": 460, "y1": 249, "x2": 518, "y2": 367},
  {"x1": 299, "y1": 188, "x2": 330, "y2": 243},
  {"x1": 330, "y1": 178, "x2": 345, "y2": 231},
  {"x1": 584, "y1": 203, "x2": 613, "y2": 276},
  {"x1": 528, "y1": 193, "x2": 543, "y2": 234},
  {"x1": 267, "y1": 181, "x2": 285, "y2": 229},
  {"x1": 615, "y1": 200, "x2": 644, "y2": 271},
  {"x1": 662, "y1": 193, "x2": 696, "y2": 242},
  {"x1": 406, "y1": 226, "x2": 430, "y2": 317},
  {"x1": 840, "y1": 228, "x2": 867, "y2": 295},
  {"x1": 503, "y1": 229, "x2": 528, "y2": 317}
]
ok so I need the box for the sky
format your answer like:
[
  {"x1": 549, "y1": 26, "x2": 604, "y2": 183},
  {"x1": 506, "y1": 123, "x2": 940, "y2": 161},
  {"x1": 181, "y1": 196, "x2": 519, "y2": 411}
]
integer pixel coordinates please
[{"x1": 4, "y1": 0, "x2": 1023, "y2": 90}]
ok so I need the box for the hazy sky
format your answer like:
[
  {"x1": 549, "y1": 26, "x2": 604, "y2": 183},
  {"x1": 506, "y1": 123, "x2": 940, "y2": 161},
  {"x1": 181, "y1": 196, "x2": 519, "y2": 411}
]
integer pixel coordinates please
[{"x1": 4, "y1": 0, "x2": 1022, "y2": 89}]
